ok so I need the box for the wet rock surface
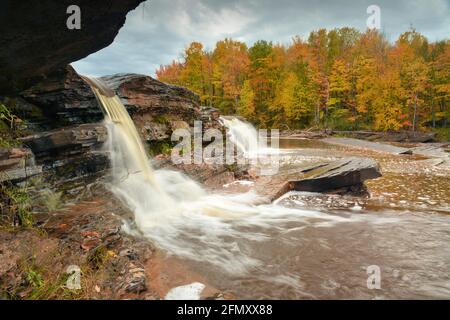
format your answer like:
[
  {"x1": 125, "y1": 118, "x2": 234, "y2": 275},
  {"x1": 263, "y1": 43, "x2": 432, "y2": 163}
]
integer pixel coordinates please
[
  {"x1": 0, "y1": 190, "x2": 155, "y2": 300},
  {"x1": 20, "y1": 123, "x2": 107, "y2": 159},
  {"x1": 410, "y1": 143, "x2": 450, "y2": 167},
  {"x1": 1, "y1": 123, "x2": 109, "y2": 193},
  {"x1": 101, "y1": 74, "x2": 200, "y2": 142},
  {"x1": 255, "y1": 157, "x2": 381, "y2": 201},
  {"x1": 0, "y1": 188, "x2": 226, "y2": 300}
]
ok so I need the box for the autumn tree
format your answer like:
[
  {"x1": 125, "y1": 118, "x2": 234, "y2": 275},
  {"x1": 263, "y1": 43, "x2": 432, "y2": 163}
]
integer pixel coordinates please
[
  {"x1": 212, "y1": 39, "x2": 250, "y2": 113},
  {"x1": 238, "y1": 80, "x2": 256, "y2": 120},
  {"x1": 156, "y1": 61, "x2": 184, "y2": 86},
  {"x1": 429, "y1": 41, "x2": 450, "y2": 128},
  {"x1": 247, "y1": 40, "x2": 276, "y2": 125},
  {"x1": 394, "y1": 38, "x2": 430, "y2": 131},
  {"x1": 327, "y1": 59, "x2": 353, "y2": 128},
  {"x1": 372, "y1": 69, "x2": 406, "y2": 131},
  {"x1": 354, "y1": 56, "x2": 378, "y2": 127}
]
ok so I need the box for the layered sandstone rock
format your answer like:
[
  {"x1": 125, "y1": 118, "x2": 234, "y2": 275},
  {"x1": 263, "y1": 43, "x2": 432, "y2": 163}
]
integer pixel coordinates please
[
  {"x1": 101, "y1": 74, "x2": 201, "y2": 142},
  {"x1": 18, "y1": 65, "x2": 103, "y2": 129}
]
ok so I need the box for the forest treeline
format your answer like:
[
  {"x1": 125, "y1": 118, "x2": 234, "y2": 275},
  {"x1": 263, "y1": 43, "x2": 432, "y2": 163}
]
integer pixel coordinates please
[{"x1": 156, "y1": 28, "x2": 449, "y2": 133}]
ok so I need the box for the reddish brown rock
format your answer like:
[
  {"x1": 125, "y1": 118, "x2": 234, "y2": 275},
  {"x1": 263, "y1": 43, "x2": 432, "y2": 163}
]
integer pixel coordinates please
[{"x1": 101, "y1": 74, "x2": 201, "y2": 142}]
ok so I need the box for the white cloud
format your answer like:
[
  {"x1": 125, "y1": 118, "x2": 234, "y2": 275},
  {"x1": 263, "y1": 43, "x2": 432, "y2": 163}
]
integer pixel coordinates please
[{"x1": 72, "y1": 0, "x2": 450, "y2": 77}]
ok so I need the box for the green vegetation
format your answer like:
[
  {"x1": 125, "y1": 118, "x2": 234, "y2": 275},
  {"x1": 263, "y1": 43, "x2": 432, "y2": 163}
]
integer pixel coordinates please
[
  {"x1": 435, "y1": 127, "x2": 450, "y2": 141},
  {"x1": 0, "y1": 103, "x2": 18, "y2": 130},
  {"x1": 11, "y1": 255, "x2": 79, "y2": 300},
  {"x1": 148, "y1": 140, "x2": 173, "y2": 157},
  {"x1": 152, "y1": 114, "x2": 170, "y2": 124},
  {"x1": 0, "y1": 103, "x2": 23, "y2": 147},
  {"x1": 86, "y1": 245, "x2": 110, "y2": 270},
  {"x1": 38, "y1": 188, "x2": 64, "y2": 212},
  {"x1": 0, "y1": 183, "x2": 34, "y2": 228}
]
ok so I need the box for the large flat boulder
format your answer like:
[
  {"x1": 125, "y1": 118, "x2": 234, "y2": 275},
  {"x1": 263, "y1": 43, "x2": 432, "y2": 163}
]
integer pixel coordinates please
[
  {"x1": 255, "y1": 157, "x2": 381, "y2": 201},
  {"x1": 412, "y1": 143, "x2": 450, "y2": 168}
]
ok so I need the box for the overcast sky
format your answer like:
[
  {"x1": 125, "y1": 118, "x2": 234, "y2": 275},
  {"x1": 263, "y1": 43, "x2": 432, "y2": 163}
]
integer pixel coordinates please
[{"x1": 72, "y1": 0, "x2": 450, "y2": 77}]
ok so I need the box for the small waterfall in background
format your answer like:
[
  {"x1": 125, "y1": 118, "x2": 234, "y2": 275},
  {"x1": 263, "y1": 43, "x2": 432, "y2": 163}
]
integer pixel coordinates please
[{"x1": 220, "y1": 117, "x2": 259, "y2": 157}]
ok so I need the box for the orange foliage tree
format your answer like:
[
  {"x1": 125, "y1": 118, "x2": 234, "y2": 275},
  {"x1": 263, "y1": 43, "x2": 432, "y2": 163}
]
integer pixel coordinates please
[{"x1": 156, "y1": 28, "x2": 449, "y2": 133}]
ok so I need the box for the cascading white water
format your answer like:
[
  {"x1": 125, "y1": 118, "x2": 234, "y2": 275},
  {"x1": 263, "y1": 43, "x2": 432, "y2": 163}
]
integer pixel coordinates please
[
  {"x1": 84, "y1": 77, "x2": 398, "y2": 276},
  {"x1": 220, "y1": 117, "x2": 259, "y2": 157}
]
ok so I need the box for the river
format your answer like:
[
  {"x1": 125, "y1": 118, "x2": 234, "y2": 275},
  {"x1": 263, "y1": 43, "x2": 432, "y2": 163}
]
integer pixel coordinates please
[{"x1": 162, "y1": 138, "x2": 450, "y2": 299}]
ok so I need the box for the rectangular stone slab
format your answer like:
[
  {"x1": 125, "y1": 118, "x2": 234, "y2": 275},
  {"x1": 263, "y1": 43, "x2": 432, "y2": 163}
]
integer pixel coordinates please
[{"x1": 255, "y1": 157, "x2": 381, "y2": 202}]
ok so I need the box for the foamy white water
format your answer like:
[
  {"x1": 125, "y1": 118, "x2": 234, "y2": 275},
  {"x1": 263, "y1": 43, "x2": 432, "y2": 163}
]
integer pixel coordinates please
[{"x1": 220, "y1": 117, "x2": 259, "y2": 157}]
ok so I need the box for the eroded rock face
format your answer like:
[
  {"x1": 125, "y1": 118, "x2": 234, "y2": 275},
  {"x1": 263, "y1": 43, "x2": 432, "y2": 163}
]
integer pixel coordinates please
[
  {"x1": 290, "y1": 157, "x2": 381, "y2": 193},
  {"x1": 18, "y1": 65, "x2": 102, "y2": 129},
  {"x1": 20, "y1": 123, "x2": 107, "y2": 160},
  {"x1": 255, "y1": 157, "x2": 382, "y2": 201},
  {"x1": 0, "y1": 0, "x2": 144, "y2": 93},
  {"x1": 101, "y1": 74, "x2": 201, "y2": 142},
  {"x1": 1, "y1": 123, "x2": 108, "y2": 194}
]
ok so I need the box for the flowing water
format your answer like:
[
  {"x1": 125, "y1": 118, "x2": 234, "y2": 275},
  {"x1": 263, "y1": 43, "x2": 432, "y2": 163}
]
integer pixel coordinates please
[
  {"x1": 220, "y1": 117, "x2": 259, "y2": 157},
  {"x1": 86, "y1": 78, "x2": 450, "y2": 299}
]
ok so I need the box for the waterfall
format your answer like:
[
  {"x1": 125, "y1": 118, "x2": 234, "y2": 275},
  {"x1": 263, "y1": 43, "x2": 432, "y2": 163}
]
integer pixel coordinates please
[
  {"x1": 81, "y1": 76, "x2": 158, "y2": 185},
  {"x1": 83, "y1": 76, "x2": 364, "y2": 275},
  {"x1": 220, "y1": 117, "x2": 259, "y2": 157}
]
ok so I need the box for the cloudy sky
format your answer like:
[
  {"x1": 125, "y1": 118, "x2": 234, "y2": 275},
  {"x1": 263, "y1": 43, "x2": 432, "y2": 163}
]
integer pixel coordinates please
[{"x1": 72, "y1": 0, "x2": 450, "y2": 77}]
